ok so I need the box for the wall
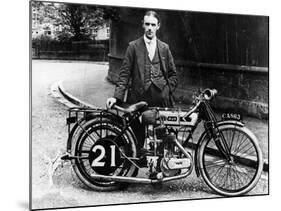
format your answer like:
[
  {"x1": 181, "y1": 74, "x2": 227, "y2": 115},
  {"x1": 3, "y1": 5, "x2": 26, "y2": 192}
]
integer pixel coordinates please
[
  {"x1": 107, "y1": 8, "x2": 268, "y2": 119},
  {"x1": 32, "y1": 40, "x2": 109, "y2": 61}
]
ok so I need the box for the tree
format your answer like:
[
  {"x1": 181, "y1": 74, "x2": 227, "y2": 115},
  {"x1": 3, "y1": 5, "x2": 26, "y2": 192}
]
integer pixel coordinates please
[
  {"x1": 53, "y1": 3, "x2": 119, "y2": 41},
  {"x1": 31, "y1": 1, "x2": 119, "y2": 41}
]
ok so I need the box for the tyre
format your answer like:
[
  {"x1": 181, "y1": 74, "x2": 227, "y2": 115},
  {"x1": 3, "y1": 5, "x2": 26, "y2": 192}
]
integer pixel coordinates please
[
  {"x1": 198, "y1": 124, "x2": 263, "y2": 196},
  {"x1": 71, "y1": 117, "x2": 138, "y2": 191}
]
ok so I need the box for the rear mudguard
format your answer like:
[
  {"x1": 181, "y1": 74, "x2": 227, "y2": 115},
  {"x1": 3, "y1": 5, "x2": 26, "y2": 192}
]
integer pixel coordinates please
[
  {"x1": 66, "y1": 111, "x2": 130, "y2": 153},
  {"x1": 194, "y1": 120, "x2": 244, "y2": 177}
]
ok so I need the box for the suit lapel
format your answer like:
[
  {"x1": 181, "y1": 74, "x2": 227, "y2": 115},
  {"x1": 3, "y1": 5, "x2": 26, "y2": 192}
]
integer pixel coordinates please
[
  {"x1": 135, "y1": 37, "x2": 146, "y2": 83},
  {"x1": 157, "y1": 39, "x2": 167, "y2": 73}
]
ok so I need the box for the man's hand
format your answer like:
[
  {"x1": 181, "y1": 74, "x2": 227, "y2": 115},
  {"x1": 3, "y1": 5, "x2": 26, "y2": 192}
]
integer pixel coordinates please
[{"x1": 106, "y1": 97, "x2": 117, "y2": 109}]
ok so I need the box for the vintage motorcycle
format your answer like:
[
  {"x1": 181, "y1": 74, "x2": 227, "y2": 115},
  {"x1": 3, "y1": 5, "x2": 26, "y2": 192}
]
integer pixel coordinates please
[{"x1": 61, "y1": 88, "x2": 263, "y2": 196}]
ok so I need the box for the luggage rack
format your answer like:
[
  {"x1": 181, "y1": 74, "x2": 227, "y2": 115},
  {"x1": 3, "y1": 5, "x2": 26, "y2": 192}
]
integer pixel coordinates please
[
  {"x1": 66, "y1": 106, "x2": 123, "y2": 133},
  {"x1": 65, "y1": 106, "x2": 128, "y2": 154}
]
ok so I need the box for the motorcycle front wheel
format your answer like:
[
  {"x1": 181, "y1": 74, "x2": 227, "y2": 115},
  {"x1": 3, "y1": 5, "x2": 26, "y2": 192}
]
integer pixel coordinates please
[
  {"x1": 71, "y1": 117, "x2": 138, "y2": 191},
  {"x1": 198, "y1": 124, "x2": 263, "y2": 196}
]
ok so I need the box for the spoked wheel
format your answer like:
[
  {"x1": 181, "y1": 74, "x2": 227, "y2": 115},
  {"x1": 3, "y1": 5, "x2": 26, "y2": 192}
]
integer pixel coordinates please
[
  {"x1": 71, "y1": 118, "x2": 138, "y2": 191},
  {"x1": 198, "y1": 124, "x2": 263, "y2": 196}
]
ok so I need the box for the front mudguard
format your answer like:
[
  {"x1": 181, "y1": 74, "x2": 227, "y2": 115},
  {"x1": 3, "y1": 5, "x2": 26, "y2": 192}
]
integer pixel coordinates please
[{"x1": 194, "y1": 120, "x2": 244, "y2": 177}]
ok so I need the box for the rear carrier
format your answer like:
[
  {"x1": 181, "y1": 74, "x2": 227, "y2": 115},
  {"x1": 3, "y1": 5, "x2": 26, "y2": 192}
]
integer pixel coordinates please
[
  {"x1": 66, "y1": 106, "x2": 121, "y2": 127},
  {"x1": 65, "y1": 107, "x2": 123, "y2": 152}
]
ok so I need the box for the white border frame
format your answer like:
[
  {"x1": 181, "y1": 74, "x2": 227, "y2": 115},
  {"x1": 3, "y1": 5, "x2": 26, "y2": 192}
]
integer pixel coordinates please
[{"x1": 1, "y1": 0, "x2": 279, "y2": 211}]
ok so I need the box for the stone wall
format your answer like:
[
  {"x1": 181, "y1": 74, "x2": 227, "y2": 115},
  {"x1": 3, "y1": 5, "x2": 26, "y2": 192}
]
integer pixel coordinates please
[{"x1": 107, "y1": 57, "x2": 268, "y2": 119}]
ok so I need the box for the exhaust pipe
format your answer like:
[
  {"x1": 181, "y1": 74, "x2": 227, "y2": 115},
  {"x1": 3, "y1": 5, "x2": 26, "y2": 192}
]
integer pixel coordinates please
[
  {"x1": 91, "y1": 169, "x2": 192, "y2": 184},
  {"x1": 91, "y1": 136, "x2": 194, "y2": 184},
  {"x1": 91, "y1": 174, "x2": 152, "y2": 184}
]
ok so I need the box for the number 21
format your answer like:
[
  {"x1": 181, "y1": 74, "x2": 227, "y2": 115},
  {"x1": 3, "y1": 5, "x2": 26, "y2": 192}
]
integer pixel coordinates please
[{"x1": 91, "y1": 145, "x2": 116, "y2": 167}]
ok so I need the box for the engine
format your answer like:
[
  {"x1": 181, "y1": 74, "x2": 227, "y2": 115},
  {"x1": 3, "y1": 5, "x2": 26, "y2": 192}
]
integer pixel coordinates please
[{"x1": 145, "y1": 125, "x2": 192, "y2": 178}]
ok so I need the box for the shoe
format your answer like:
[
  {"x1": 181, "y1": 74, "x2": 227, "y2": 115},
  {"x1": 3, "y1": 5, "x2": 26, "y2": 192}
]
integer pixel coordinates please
[{"x1": 137, "y1": 155, "x2": 148, "y2": 167}]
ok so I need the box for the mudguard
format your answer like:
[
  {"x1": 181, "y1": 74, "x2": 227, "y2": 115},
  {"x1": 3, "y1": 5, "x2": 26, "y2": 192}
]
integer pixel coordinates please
[
  {"x1": 66, "y1": 111, "x2": 128, "y2": 153},
  {"x1": 194, "y1": 120, "x2": 244, "y2": 177}
]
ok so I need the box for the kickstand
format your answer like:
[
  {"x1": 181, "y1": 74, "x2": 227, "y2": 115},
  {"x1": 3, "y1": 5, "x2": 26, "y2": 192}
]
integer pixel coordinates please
[{"x1": 47, "y1": 151, "x2": 70, "y2": 187}]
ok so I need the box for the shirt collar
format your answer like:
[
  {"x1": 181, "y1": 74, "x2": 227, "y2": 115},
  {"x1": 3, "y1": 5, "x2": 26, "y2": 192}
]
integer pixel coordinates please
[{"x1": 144, "y1": 35, "x2": 157, "y2": 45}]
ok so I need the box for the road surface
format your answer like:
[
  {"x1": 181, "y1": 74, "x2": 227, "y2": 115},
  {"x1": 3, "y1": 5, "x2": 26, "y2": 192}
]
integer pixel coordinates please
[{"x1": 31, "y1": 60, "x2": 268, "y2": 210}]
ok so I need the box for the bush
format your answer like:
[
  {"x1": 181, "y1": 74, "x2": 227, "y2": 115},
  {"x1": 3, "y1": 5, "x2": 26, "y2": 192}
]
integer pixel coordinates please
[
  {"x1": 55, "y1": 31, "x2": 73, "y2": 42},
  {"x1": 32, "y1": 34, "x2": 54, "y2": 48}
]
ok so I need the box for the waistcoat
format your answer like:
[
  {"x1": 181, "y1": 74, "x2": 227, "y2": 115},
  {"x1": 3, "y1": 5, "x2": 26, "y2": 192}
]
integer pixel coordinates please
[{"x1": 144, "y1": 45, "x2": 166, "y2": 91}]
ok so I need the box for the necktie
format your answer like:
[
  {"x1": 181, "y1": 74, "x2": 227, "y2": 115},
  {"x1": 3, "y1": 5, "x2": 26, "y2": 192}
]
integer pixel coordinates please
[{"x1": 147, "y1": 41, "x2": 154, "y2": 61}]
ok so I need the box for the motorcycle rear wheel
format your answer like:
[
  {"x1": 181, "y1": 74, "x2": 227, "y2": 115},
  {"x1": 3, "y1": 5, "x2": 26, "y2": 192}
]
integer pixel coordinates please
[
  {"x1": 198, "y1": 124, "x2": 263, "y2": 196},
  {"x1": 71, "y1": 118, "x2": 138, "y2": 191}
]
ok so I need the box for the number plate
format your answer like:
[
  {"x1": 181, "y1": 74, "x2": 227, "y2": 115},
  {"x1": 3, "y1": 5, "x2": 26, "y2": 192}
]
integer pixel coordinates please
[{"x1": 221, "y1": 112, "x2": 243, "y2": 121}]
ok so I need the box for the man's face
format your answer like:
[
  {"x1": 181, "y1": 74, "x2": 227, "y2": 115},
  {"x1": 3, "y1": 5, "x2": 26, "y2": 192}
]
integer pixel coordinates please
[{"x1": 143, "y1": 15, "x2": 160, "y2": 40}]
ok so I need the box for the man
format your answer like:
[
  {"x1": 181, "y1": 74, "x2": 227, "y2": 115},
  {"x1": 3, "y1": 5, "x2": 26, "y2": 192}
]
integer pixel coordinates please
[
  {"x1": 106, "y1": 10, "x2": 177, "y2": 150},
  {"x1": 107, "y1": 10, "x2": 177, "y2": 108}
]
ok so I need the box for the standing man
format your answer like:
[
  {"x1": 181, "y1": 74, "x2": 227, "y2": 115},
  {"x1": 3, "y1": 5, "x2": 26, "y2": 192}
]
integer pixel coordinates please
[
  {"x1": 106, "y1": 10, "x2": 177, "y2": 150},
  {"x1": 107, "y1": 10, "x2": 177, "y2": 108}
]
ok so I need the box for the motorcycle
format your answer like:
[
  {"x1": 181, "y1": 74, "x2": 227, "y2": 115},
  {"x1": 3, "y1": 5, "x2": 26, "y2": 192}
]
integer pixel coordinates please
[{"x1": 61, "y1": 88, "x2": 263, "y2": 196}]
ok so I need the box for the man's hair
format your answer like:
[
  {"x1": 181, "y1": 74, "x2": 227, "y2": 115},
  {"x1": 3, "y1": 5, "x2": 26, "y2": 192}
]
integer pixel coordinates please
[{"x1": 144, "y1": 10, "x2": 161, "y2": 24}]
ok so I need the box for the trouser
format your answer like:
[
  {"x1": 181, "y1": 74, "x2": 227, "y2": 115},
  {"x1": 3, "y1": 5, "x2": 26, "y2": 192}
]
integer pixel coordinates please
[
  {"x1": 143, "y1": 83, "x2": 170, "y2": 107},
  {"x1": 130, "y1": 83, "x2": 171, "y2": 151}
]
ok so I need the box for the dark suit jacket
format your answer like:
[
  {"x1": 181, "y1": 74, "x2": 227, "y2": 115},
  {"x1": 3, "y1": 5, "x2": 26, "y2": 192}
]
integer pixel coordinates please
[{"x1": 114, "y1": 36, "x2": 177, "y2": 104}]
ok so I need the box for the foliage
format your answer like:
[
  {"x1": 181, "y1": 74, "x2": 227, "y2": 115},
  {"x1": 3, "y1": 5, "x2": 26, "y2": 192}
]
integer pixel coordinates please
[
  {"x1": 55, "y1": 31, "x2": 73, "y2": 42},
  {"x1": 32, "y1": 1, "x2": 119, "y2": 41},
  {"x1": 32, "y1": 34, "x2": 53, "y2": 47}
]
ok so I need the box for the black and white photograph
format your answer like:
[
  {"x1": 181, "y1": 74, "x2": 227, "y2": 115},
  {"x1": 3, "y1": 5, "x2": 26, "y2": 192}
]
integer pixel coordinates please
[{"x1": 29, "y1": 0, "x2": 269, "y2": 210}]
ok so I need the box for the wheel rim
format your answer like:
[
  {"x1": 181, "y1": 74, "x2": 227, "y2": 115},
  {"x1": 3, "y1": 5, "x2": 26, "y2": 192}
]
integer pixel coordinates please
[
  {"x1": 75, "y1": 122, "x2": 136, "y2": 187},
  {"x1": 202, "y1": 127, "x2": 261, "y2": 194}
]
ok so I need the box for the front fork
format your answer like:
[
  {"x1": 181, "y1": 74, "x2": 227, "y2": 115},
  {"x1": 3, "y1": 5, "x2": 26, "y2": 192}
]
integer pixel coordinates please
[{"x1": 204, "y1": 121, "x2": 231, "y2": 161}]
